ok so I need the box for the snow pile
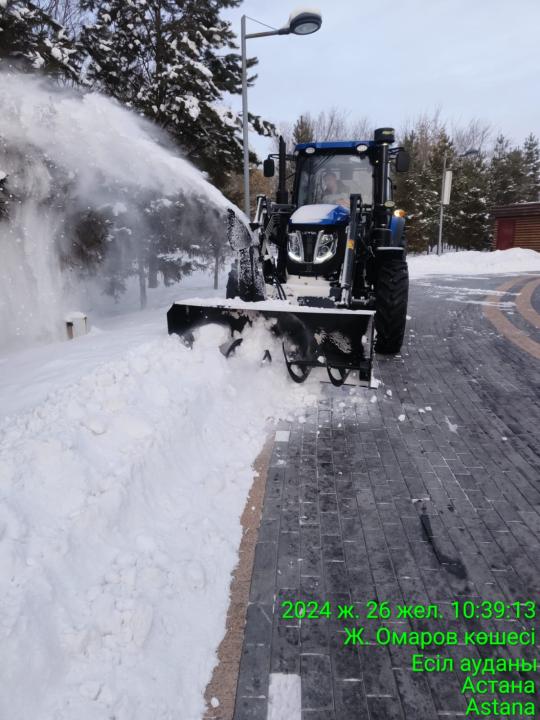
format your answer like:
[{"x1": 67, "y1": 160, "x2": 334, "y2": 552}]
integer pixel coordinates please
[
  {"x1": 0, "y1": 72, "x2": 237, "y2": 348},
  {"x1": 0, "y1": 324, "x2": 315, "y2": 720},
  {"x1": 408, "y1": 248, "x2": 540, "y2": 278}
]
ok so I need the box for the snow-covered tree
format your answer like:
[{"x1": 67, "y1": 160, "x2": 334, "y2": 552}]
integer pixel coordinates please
[
  {"x1": 394, "y1": 128, "x2": 442, "y2": 253},
  {"x1": 522, "y1": 133, "x2": 540, "y2": 202},
  {"x1": 38, "y1": 0, "x2": 82, "y2": 33},
  {"x1": 79, "y1": 0, "x2": 273, "y2": 188},
  {"x1": 488, "y1": 135, "x2": 525, "y2": 207},
  {"x1": 447, "y1": 153, "x2": 490, "y2": 250},
  {"x1": 0, "y1": 0, "x2": 83, "y2": 81}
]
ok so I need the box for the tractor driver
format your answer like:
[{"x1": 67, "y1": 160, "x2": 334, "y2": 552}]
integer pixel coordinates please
[{"x1": 321, "y1": 171, "x2": 349, "y2": 208}]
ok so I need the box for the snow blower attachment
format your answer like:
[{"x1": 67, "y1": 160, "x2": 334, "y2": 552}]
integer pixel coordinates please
[
  {"x1": 167, "y1": 129, "x2": 410, "y2": 386},
  {"x1": 167, "y1": 300, "x2": 375, "y2": 385}
]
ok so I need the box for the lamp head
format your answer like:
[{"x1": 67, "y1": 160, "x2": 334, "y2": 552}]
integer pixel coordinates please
[{"x1": 288, "y1": 8, "x2": 322, "y2": 35}]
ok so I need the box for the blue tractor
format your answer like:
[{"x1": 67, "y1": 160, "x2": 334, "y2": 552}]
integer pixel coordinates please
[{"x1": 168, "y1": 128, "x2": 410, "y2": 386}]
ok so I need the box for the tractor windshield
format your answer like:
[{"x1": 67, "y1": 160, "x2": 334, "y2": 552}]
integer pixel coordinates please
[{"x1": 296, "y1": 153, "x2": 373, "y2": 209}]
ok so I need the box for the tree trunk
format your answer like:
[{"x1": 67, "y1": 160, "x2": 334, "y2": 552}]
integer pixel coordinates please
[
  {"x1": 148, "y1": 255, "x2": 158, "y2": 288},
  {"x1": 138, "y1": 258, "x2": 147, "y2": 309},
  {"x1": 213, "y1": 252, "x2": 220, "y2": 289}
]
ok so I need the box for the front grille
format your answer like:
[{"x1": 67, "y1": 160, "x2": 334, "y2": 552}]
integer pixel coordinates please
[{"x1": 300, "y1": 232, "x2": 318, "y2": 263}]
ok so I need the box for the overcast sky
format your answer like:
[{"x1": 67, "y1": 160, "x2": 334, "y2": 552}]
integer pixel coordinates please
[{"x1": 223, "y1": 0, "x2": 540, "y2": 158}]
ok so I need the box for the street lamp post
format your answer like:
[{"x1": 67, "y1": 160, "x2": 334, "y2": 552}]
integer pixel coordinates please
[
  {"x1": 436, "y1": 149, "x2": 479, "y2": 255},
  {"x1": 436, "y1": 151, "x2": 448, "y2": 256},
  {"x1": 240, "y1": 10, "x2": 322, "y2": 218}
]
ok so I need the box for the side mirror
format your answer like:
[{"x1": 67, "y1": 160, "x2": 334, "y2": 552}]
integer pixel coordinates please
[
  {"x1": 395, "y1": 150, "x2": 410, "y2": 173},
  {"x1": 263, "y1": 158, "x2": 275, "y2": 178}
]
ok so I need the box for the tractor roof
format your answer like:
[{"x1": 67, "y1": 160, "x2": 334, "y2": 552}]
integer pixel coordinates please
[{"x1": 295, "y1": 140, "x2": 373, "y2": 151}]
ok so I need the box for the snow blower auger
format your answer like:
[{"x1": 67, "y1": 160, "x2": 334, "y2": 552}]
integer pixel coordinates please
[{"x1": 167, "y1": 128, "x2": 411, "y2": 386}]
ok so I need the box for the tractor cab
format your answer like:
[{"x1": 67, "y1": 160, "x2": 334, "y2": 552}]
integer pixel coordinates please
[
  {"x1": 293, "y1": 141, "x2": 374, "y2": 209},
  {"x1": 287, "y1": 141, "x2": 375, "y2": 277},
  {"x1": 260, "y1": 134, "x2": 408, "y2": 285}
]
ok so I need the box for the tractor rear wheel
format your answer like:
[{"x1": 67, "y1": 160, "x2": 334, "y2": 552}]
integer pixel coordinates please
[{"x1": 375, "y1": 256, "x2": 409, "y2": 354}]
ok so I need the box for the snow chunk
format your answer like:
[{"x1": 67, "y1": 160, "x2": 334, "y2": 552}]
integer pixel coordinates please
[
  {"x1": 445, "y1": 417, "x2": 458, "y2": 433},
  {"x1": 180, "y1": 94, "x2": 201, "y2": 120}
]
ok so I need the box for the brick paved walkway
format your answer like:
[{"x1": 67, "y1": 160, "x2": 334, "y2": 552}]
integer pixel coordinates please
[{"x1": 232, "y1": 274, "x2": 540, "y2": 720}]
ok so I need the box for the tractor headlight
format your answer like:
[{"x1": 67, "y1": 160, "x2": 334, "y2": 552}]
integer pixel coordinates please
[
  {"x1": 287, "y1": 231, "x2": 304, "y2": 262},
  {"x1": 314, "y1": 231, "x2": 338, "y2": 264}
]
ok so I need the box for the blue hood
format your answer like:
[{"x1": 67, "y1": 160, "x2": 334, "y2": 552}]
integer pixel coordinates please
[{"x1": 289, "y1": 204, "x2": 350, "y2": 227}]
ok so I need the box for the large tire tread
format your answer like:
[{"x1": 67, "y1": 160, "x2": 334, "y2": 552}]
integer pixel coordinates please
[{"x1": 375, "y1": 258, "x2": 409, "y2": 354}]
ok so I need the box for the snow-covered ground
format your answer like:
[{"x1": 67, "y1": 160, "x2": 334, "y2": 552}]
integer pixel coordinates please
[
  {"x1": 0, "y1": 279, "x2": 317, "y2": 720},
  {"x1": 407, "y1": 247, "x2": 540, "y2": 278},
  {"x1": 1, "y1": 203, "x2": 538, "y2": 720}
]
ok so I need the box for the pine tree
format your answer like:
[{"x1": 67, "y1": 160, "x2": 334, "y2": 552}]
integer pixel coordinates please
[
  {"x1": 144, "y1": 195, "x2": 195, "y2": 289},
  {"x1": 448, "y1": 153, "x2": 490, "y2": 250},
  {"x1": 488, "y1": 135, "x2": 525, "y2": 207},
  {"x1": 39, "y1": 0, "x2": 82, "y2": 34},
  {"x1": 0, "y1": 0, "x2": 83, "y2": 81},
  {"x1": 394, "y1": 130, "x2": 441, "y2": 253},
  {"x1": 431, "y1": 130, "x2": 467, "y2": 252},
  {"x1": 522, "y1": 133, "x2": 540, "y2": 202},
  {"x1": 80, "y1": 0, "x2": 273, "y2": 188}
]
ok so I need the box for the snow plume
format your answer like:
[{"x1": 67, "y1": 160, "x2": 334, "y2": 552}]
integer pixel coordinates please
[{"x1": 0, "y1": 72, "x2": 237, "y2": 349}]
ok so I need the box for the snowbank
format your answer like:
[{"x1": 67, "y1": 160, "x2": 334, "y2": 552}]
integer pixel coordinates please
[
  {"x1": 407, "y1": 248, "x2": 540, "y2": 278},
  {"x1": 0, "y1": 324, "x2": 315, "y2": 720}
]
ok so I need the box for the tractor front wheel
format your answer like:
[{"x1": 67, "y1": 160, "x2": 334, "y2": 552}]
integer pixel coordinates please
[{"x1": 375, "y1": 255, "x2": 409, "y2": 354}]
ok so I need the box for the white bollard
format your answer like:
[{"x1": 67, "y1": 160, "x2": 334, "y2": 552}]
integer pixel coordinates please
[{"x1": 65, "y1": 312, "x2": 88, "y2": 340}]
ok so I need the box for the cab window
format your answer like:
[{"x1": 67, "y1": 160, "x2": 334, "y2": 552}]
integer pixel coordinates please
[{"x1": 296, "y1": 153, "x2": 373, "y2": 208}]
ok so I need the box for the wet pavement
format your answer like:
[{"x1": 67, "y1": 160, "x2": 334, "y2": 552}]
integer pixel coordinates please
[{"x1": 231, "y1": 274, "x2": 540, "y2": 720}]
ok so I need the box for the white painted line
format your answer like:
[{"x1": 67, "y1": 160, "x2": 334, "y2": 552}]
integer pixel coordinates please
[
  {"x1": 274, "y1": 430, "x2": 290, "y2": 443},
  {"x1": 267, "y1": 673, "x2": 301, "y2": 720}
]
